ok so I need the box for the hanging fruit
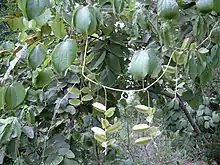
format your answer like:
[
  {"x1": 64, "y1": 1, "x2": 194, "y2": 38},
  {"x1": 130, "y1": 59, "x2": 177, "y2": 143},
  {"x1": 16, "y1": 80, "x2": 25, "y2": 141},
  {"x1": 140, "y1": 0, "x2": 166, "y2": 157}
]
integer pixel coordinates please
[
  {"x1": 157, "y1": 0, "x2": 179, "y2": 20},
  {"x1": 196, "y1": 0, "x2": 213, "y2": 13},
  {"x1": 128, "y1": 49, "x2": 158, "y2": 80}
]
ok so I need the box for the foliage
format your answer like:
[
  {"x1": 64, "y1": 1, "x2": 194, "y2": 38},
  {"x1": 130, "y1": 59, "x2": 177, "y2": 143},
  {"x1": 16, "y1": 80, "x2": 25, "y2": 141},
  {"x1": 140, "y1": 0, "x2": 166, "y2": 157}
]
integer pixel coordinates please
[{"x1": 0, "y1": 0, "x2": 220, "y2": 164}]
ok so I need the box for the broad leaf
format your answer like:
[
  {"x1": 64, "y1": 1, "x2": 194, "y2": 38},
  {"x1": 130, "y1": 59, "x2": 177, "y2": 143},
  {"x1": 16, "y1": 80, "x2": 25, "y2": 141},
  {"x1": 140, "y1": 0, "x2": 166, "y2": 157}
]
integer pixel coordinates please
[
  {"x1": 52, "y1": 39, "x2": 77, "y2": 73},
  {"x1": 5, "y1": 83, "x2": 26, "y2": 109},
  {"x1": 0, "y1": 87, "x2": 6, "y2": 109},
  {"x1": 34, "y1": 68, "x2": 54, "y2": 88},
  {"x1": 61, "y1": 158, "x2": 79, "y2": 165},
  {"x1": 22, "y1": 126, "x2": 34, "y2": 139},
  {"x1": 45, "y1": 155, "x2": 63, "y2": 165},
  {"x1": 73, "y1": 6, "x2": 91, "y2": 34},
  {"x1": 26, "y1": 0, "x2": 49, "y2": 20},
  {"x1": 51, "y1": 16, "x2": 67, "y2": 38},
  {"x1": 91, "y1": 127, "x2": 105, "y2": 135},
  {"x1": 106, "y1": 53, "x2": 121, "y2": 75},
  {"x1": 28, "y1": 44, "x2": 46, "y2": 69}
]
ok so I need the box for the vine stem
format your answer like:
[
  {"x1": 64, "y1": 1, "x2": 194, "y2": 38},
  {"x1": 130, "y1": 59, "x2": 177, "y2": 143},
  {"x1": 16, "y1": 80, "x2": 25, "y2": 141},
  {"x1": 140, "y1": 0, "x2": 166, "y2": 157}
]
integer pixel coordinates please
[
  {"x1": 82, "y1": 36, "x2": 174, "y2": 93},
  {"x1": 196, "y1": 20, "x2": 220, "y2": 49}
]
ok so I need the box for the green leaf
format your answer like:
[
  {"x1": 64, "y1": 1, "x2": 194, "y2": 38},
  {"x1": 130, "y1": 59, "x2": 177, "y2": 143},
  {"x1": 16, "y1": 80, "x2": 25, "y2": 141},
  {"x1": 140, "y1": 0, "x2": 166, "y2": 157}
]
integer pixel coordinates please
[
  {"x1": 51, "y1": 16, "x2": 67, "y2": 38},
  {"x1": 26, "y1": 0, "x2": 49, "y2": 20},
  {"x1": 34, "y1": 68, "x2": 54, "y2": 88},
  {"x1": 61, "y1": 158, "x2": 79, "y2": 165},
  {"x1": 81, "y1": 87, "x2": 90, "y2": 94},
  {"x1": 101, "y1": 118, "x2": 109, "y2": 129},
  {"x1": 5, "y1": 83, "x2": 26, "y2": 109},
  {"x1": 22, "y1": 126, "x2": 34, "y2": 139},
  {"x1": 52, "y1": 39, "x2": 77, "y2": 73},
  {"x1": 106, "y1": 43, "x2": 126, "y2": 57},
  {"x1": 91, "y1": 127, "x2": 106, "y2": 135},
  {"x1": 112, "y1": 0, "x2": 124, "y2": 14},
  {"x1": 73, "y1": 6, "x2": 92, "y2": 34},
  {"x1": 104, "y1": 107, "x2": 115, "y2": 118},
  {"x1": 28, "y1": 44, "x2": 46, "y2": 69},
  {"x1": 35, "y1": 9, "x2": 51, "y2": 27},
  {"x1": 132, "y1": 124, "x2": 150, "y2": 132},
  {"x1": 1, "y1": 41, "x2": 15, "y2": 51},
  {"x1": 92, "y1": 102, "x2": 106, "y2": 113},
  {"x1": 0, "y1": 148, "x2": 5, "y2": 165},
  {"x1": 188, "y1": 56, "x2": 198, "y2": 80},
  {"x1": 214, "y1": 0, "x2": 220, "y2": 13},
  {"x1": 94, "y1": 134, "x2": 106, "y2": 143},
  {"x1": 18, "y1": 0, "x2": 27, "y2": 17},
  {"x1": 67, "y1": 87, "x2": 80, "y2": 96},
  {"x1": 7, "y1": 17, "x2": 24, "y2": 31},
  {"x1": 135, "y1": 137, "x2": 152, "y2": 145},
  {"x1": 90, "y1": 51, "x2": 106, "y2": 70},
  {"x1": 135, "y1": 105, "x2": 156, "y2": 115},
  {"x1": 198, "y1": 47, "x2": 209, "y2": 54},
  {"x1": 106, "y1": 121, "x2": 120, "y2": 134},
  {"x1": 82, "y1": 94, "x2": 93, "y2": 101},
  {"x1": 106, "y1": 53, "x2": 121, "y2": 75},
  {"x1": 69, "y1": 99, "x2": 81, "y2": 106},
  {"x1": 65, "y1": 105, "x2": 76, "y2": 115},
  {"x1": 45, "y1": 155, "x2": 63, "y2": 165},
  {"x1": 0, "y1": 87, "x2": 6, "y2": 109}
]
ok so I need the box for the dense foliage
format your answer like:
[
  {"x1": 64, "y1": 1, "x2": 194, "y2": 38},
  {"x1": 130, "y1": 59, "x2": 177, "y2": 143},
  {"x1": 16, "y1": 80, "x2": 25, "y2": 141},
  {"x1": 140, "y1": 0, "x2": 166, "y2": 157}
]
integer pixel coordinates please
[{"x1": 0, "y1": 0, "x2": 220, "y2": 164}]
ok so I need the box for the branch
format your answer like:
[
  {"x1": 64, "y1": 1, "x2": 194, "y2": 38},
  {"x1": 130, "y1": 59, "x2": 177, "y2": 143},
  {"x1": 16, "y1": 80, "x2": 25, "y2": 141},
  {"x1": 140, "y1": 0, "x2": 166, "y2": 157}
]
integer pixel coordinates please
[{"x1": 148, "y1": 89, "x2": 201, "y2": 135}]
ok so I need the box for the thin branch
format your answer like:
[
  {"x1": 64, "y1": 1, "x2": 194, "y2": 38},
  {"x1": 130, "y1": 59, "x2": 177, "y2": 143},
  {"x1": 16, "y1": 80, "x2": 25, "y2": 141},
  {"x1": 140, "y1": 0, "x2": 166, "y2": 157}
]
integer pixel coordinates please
[{"x1": 148, "y1": 89, "x2": 208, "y2": 144}]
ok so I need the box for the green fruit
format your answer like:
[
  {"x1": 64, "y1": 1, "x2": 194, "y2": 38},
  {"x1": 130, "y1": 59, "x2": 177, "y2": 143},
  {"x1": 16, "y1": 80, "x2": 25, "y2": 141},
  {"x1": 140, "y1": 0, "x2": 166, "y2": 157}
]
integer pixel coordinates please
[
  {"x1": 196, "y1": 0, "x2": 213, "y2": 13},
  {"x1": 213, "y1": 0, "x2": 220, "y2": 13},
  {"x1": 158, "y1": 0, "x2": 179, "y2": 20},
  {"x1": 211, "y1": 27, "x2": 220, "y2": 43},
  {"x1": 128, "y1": 49, "x2": 158, "y2": 80}
]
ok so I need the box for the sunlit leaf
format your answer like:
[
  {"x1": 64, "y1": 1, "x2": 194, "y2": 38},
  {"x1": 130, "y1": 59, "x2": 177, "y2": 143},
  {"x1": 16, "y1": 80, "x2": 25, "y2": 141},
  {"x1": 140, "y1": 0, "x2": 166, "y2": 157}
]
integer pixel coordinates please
[{"x1": 52, "y1": 39, "x2": 77, "y2": 73}]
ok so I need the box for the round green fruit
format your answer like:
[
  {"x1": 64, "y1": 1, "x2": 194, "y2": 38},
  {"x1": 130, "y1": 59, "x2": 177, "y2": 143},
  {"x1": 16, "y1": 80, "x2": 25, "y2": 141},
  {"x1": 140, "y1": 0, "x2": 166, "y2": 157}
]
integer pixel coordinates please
[
  {"x1": 158, "y1": 0, "x2": 179, "y2": 20},
  {"x1": 196, "y1": 0, "x2": 213, "y2": 13}
]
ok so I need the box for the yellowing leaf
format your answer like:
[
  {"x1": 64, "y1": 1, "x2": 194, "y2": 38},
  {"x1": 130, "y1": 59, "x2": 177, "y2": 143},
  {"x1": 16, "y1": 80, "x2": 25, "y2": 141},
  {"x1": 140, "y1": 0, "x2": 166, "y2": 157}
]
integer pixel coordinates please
[
  {"x1": 91, "y1": 127, "x2": 105, "y2": 135},
  {"x1": 135, "y1": 137, "x2": 152, "y2": 145},
  {"x1": 94, "y1": 134, "x2": 106, "y2": 143},
  {"x1": 67, "y1": 87, "x2": 80, "y2": 95},
  {"x1": 69, "y1": 99, "x2": 81, "y2": 106},
  {"x1": 132, "y1": 124, "x2": 150, "y2": 132},
  {"x1": 101, "y1": 118, "x2": 109, "y2": 129},
  {"x1": 106, "y1": 121, "x2": 120, "y2": 134},
  {"x1": 135, "y1": 105, "x2": 155, "y2": 115},
  {"x1": 92, "y1": 102, "x2": 106, "y2": 113},
  {"x1": 104, "y1": 107, "x2": 115, "y2": 118}
]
